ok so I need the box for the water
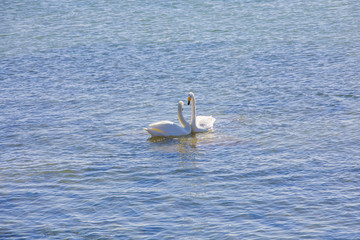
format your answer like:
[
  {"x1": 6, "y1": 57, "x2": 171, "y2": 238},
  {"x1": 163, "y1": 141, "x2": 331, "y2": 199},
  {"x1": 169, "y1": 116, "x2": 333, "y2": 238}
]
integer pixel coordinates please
[{"x1": 1, "y1": 0, "x2": 360, "y2": 239}]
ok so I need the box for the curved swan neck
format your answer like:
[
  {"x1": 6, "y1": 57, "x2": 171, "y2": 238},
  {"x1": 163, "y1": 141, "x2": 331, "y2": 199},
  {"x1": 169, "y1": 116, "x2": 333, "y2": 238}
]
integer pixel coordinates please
[{"x1": 178, "y1": 105, "x2": 190, "y2": 129}]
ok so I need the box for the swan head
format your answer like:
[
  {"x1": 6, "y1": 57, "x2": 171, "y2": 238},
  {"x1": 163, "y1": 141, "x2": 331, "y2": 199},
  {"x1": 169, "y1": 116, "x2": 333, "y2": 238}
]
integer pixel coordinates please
[
  {"x1": 178, "y1": 101, "x2": 184, "y2": 111},
  {"x1": 188, "y1": 92, "x2": 194, "y2": 105}
]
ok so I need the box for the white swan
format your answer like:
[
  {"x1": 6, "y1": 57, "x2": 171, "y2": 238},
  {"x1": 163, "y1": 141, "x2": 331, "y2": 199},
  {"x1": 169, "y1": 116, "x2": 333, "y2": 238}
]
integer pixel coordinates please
[
  {"x1": 188, "y1": 92, "x2": 216, "y2": 133},
  {"x1": 144, "y1": 101, "x2": 191, "y2": 137}
]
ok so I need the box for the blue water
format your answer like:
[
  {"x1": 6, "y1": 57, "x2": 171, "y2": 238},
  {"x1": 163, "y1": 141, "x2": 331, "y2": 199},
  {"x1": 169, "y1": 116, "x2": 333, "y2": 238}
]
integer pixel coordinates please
[{"x1": 1, "y1": 0, "x2": 360, "y2": 239}]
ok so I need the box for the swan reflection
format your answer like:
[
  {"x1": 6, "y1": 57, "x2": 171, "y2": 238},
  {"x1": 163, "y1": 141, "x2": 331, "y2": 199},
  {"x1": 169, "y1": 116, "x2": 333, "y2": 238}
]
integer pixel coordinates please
[
  {"x1": 148, "y1": 135, "x2": 198, "y2": 156},
  {"x1": 147, "y1": 132, "x2": 221, "y2": 157}
]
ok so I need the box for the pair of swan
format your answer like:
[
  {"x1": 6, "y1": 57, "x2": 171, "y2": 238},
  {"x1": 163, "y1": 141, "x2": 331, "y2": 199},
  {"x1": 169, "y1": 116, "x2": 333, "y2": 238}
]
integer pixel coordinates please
[{"x1": 144, "y1": 92, "x2": 216, "y2": 137}]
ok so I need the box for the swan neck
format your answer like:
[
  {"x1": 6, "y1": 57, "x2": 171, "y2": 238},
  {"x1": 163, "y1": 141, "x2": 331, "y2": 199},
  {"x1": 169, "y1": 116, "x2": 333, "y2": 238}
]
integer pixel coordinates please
[
  {"x1": 178, "y1": 106, "x2": 190, "y2": 128},
  {"x1": 191, "y1": 96, "x2": 197, "y2": 127}
]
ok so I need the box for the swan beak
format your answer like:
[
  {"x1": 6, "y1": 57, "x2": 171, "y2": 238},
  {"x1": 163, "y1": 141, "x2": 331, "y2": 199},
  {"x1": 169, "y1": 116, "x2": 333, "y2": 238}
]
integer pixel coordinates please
[{"x1": 187, "y1": 97, "x2": 191, "y2": 105}]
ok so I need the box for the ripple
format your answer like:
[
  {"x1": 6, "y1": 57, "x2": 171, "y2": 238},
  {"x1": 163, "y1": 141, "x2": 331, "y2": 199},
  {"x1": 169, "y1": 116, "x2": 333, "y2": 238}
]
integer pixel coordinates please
[{"x1": 1, "y1": 0, "x2": 360, "y2": 238}]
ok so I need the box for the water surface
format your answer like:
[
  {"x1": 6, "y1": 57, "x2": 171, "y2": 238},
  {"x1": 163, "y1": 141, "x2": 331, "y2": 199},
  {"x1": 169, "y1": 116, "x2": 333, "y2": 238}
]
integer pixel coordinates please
[{"x1": 1, "y1": 0, "x2": 360, "y2": 239}]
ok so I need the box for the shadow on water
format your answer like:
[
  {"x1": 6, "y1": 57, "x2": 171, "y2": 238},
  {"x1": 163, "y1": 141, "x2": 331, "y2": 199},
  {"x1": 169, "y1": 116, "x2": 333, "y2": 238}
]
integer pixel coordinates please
[
  {"x1": 146, "y1": 131, "x2": 246, "y2": 158},
  {"x1": 147, "y1": 134, "x2": 200, "y2": 159}
]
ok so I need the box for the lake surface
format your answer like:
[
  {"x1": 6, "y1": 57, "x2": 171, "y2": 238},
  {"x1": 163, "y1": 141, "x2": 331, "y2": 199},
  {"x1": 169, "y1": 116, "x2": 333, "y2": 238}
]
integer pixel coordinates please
[{"x1": 1, "y1": 0, "x2": 360, "y2": 239}]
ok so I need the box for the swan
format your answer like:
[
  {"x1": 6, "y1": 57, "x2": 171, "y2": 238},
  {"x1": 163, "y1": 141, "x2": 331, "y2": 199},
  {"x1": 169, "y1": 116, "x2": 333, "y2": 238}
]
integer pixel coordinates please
[
  {"x1": 144, "y1": 101, "x2": 191, "y2": 137},
  {"x1": 188, "y1": 92, "x2": 216, "y2": 133}
]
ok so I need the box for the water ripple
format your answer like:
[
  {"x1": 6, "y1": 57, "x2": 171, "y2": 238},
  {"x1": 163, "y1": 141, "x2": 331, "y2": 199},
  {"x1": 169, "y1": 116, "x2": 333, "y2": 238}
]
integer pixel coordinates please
[{"x1": 1, "y1": 0, "x2": 360, "y2": 239}]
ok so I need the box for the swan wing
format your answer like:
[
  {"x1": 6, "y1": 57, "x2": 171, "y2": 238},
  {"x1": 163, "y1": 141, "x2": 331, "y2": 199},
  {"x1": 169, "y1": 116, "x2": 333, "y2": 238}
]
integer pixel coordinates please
[
  {"x1": 196, "y1": 115, "x2": 216, "y2": 130},
  {"x1": 144, "y1": 127, "x2": 166, "y2": 137},
  {"x1": 146, "y1": 121, "x2": 190, "y2": 137},
  {"x1": 149, "y1": 120, "x2": 174, "y2": 128}
]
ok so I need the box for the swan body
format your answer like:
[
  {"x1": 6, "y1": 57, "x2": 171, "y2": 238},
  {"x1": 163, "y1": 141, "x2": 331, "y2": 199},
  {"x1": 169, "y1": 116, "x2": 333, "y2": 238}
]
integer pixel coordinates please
[
  {"x1": 144, "y1": 101, "x2": 191, "y2": 137},
  {"x1": 188, "y1": 92, "x2": 216, "y2": 133}
]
